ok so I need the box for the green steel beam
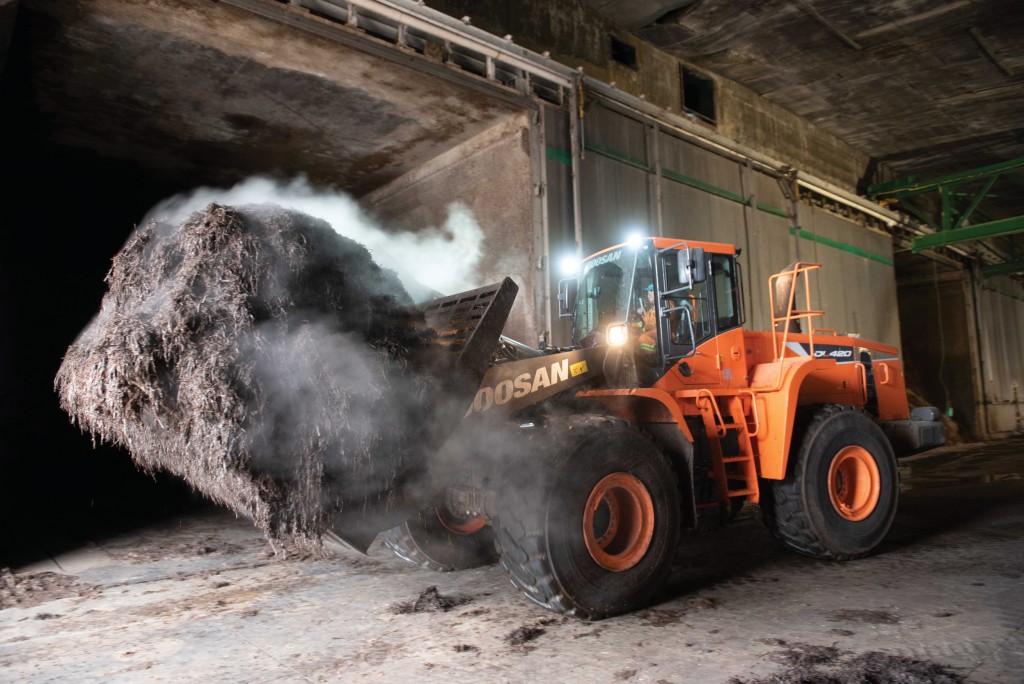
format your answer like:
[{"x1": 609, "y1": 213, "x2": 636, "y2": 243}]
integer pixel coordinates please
[
  {"x1": 912, "y1": 215, "x2": 1024, "y2": 252},
  {"x1": 941, "y1": 184, "x2": 952, "y2": 231},
  {"x1": 953, "y1": 173, "x2": 999, "y2": 229},
  {"x1": 900, "y1": 200, "x2": 939, "y2": 231},
  {"x1": 868, "y1": 156, "x2": 1024, "y2": 197},
  {"x1": 982, "y1": 260, "x2": 1024, "y2": 278}
]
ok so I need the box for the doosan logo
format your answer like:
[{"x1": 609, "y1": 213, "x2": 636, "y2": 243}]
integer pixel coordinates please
[
  {"x1": 583, "y1": 250, "x2": 622, "y2": 274},
  {"x1": 469, "y1": 359, "x2": 589, "y2": 414}
]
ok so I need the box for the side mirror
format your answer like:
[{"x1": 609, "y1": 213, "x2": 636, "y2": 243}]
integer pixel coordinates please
[
  {"x1": 676, "y1": 246, "x2": 706, "y2": 286},
  {"x1": 557, "y1": 278, "x2": 578, "y2": 318}
]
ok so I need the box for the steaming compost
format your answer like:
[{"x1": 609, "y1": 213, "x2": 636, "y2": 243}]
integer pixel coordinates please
[{"x1": 56, "y1": 203, "x2": 443, "y2": 547}]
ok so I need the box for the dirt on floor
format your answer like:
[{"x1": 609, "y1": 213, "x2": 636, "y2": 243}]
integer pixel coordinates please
[
  {"x1": 1, "y1": 440, "x2": 1021, "y2": 682},
  {"x1": 0, "y1": 568, "x2": 100, "y2": 610},
  {"x1": 731, "y1": 640, "x2": 967, "y2": 683}
]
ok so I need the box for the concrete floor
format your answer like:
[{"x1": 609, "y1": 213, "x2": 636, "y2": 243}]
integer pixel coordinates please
[{"x1": 2, "y1": 439, "x2": 1022, "y2": 683}]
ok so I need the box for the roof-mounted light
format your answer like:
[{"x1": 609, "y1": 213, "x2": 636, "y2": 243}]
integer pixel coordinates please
[{"x1": 558, "y1": 254, "x2": 580, "y2": 276}]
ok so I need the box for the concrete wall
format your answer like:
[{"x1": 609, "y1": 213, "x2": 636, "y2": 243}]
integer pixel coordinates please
[
  {"x1": 427, "y1": 0, "x2": 870, "y2": 190},
  {"x1": 363, "y1": 113, "x2": 540, "y2": 345}
]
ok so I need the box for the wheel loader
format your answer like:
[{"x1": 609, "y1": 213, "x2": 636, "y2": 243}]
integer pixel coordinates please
[{"x1": 338, "y1": 236, "x2": 945, "y2": 620}]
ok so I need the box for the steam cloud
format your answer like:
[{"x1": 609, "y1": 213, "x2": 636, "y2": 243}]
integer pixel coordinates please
[{"x1": 141, "y1": 176, "x2": 484, "y2": 301}]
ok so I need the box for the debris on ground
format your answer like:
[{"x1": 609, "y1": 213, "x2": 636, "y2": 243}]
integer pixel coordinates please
[
  {"x1": 452, "y1": 644, "x2": 479, "y2": 653},
  {"x1": 505, "y1": 624, "x2": 546, "y2": 646},
  {"x1": 767, "y1": 642, "x2": 841, "y2": 668},
  {"x1": 731, "y1": 642, "x2": 966, "y2": 684},
  {"x1": 56, "y1": 203, "x2": 445, "y2": 549},
  {"x1": 391, "y1": 586, "x2": 471, "y2": 614},
  {"x1": 0, "y1": 568, "x2": 100, "y2": 610}
]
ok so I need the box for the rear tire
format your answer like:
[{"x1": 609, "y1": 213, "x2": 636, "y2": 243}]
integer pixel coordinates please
[
  {"x1": 763, "y1": 404, "x2": 898, "y2": 560},
  {"x1": 494, "y1": 416, "x2": 680, "y2": 620},
  {"x1": 381, "y1": 509, "x2": 496, "y2": 572}
]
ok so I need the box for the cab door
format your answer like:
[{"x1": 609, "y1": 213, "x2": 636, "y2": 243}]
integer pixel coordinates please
[{"x1": 656, "y1": 249, "x2": 719, "y2": 388}]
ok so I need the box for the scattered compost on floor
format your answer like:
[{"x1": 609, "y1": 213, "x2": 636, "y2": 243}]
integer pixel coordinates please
[{"x1": 391, "y1": 586, "x2": 471, "y2": 614}]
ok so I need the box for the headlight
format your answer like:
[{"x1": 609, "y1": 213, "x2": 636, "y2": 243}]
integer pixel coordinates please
[{"x1": 607, "y1": 322, "x2": 629, "y2": 347}]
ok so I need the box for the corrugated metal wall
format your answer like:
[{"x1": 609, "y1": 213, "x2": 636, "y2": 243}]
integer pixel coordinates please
[
  {"x1": 544, "y1": 97, "x2": 901, "y2": 349},
  {"x1": 796, "y1": 206, "x2": 898, "y2": 346},
  {"x1": 974, "y1": 275, "x2": 1024, "y2": 434}
]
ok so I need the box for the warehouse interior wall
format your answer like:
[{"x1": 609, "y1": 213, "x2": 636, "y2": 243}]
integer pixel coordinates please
[{"x1": 362, "y1": 113, "x2": 540, "y2": 346}]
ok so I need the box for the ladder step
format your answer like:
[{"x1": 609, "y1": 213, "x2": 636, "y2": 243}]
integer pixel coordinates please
[
  {"x1": 722, "y1": 456, "x2": 752, "y2": 463},
  {"x1": 780, "y1": 309, "x2": 824, "y2": 317},
  {"x1": 727, "y1": 488, "x2": 755, "y2": 497}
]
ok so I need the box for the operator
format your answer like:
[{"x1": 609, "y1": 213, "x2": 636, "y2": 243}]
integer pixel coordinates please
[{"x1": 636, "y1": 283, "x2": 658, "y2": 355}]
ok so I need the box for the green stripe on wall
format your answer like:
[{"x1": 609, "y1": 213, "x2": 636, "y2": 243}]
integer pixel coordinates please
[
  {"x1": 552, "y1": 141, "x2": 791, "y2": 218},
  {"x1": 660, "y1": 167, "x2": 746, "y2": 205},
  {"x1": 789, "y1": 227, "x2": 894, "y2": 267},
  {"x1": 583, "y1": 140, "x2": 651, "y2": 171},
  {"x1": 546, "y1": 146, "x2": 571, "y2": 166},
  {"x1": 756, "y1": 201, "x2": 790, "y2": 218},
  {"x1": 550, "y1": 141, "x2": 888, "y2": 267}
]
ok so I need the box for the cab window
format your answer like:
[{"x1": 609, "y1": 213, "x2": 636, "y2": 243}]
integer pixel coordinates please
[
  {"x1": 712, "y1": 255, "x2": 741, "y2": 331},
  {"x1": 659, "y1": 250, "x2": 712, "y2": 350}
]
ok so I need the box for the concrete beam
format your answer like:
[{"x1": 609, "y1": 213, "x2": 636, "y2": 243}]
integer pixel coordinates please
[{"x1": 13, "y1": 0, "x2": 523, "y2": 193}]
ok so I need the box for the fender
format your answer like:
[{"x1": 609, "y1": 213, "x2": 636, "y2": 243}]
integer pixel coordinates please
[
  {"x1": 750, "y1": 357, "x2": 835, "y2": 480},
  {"x1": 576, "y1": 388, "x2": 695, "y2": 443}
]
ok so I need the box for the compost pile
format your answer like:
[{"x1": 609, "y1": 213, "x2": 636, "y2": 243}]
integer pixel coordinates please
[{"x1": 56, "y1": 203, "x2": 442, "y2": 548}]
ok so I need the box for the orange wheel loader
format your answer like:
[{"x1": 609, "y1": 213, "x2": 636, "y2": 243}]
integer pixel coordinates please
[{"x1": 345, "y1": 237, "x2": 945, "y2": 620}]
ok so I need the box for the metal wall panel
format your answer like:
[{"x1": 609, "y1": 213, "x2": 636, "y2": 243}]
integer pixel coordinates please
[
  {"x1": 746, "y1": 212, "x2": 795, "y2": 332},
  {"x1": 584, "y1": 103, "x2": 649, "y2": 165},
  {"x1": 544, "y1": 95, "x2": 903, "y2": 355},
  {"x1": 796, "y1": 206, "x2": 899, "y2": 348},
  {"x1": 580, "y1": 151, "x2": 652, "y2": 254},
  {"x1": 543, "y1": 105, "x2": 574, "y2": 260},
  {"x1": 543, "y1": 104, "x2": 577, "y2": 345},
  {"x1": 975, "y1": 277, "x2": 1024, "y2": 434}
]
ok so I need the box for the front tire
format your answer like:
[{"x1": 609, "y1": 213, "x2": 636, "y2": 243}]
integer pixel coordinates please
[
  {"x1": 763, "y1": 404, "x2": 898, "y2": 560},
  {"x1": 494, "y1": 416, "x2": 680, "y2": 620},
  {"x1": 381, "y1": 509, "x2": 496, "y2": 572}
]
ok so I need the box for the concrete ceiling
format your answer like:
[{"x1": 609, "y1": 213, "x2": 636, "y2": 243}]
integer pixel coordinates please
[
  {"x1": 588, "y1": 0, "x2": 1024, "y2": 188},
  {"x1": 4, "y1": 0, "x2": 522, "y2": 196}
]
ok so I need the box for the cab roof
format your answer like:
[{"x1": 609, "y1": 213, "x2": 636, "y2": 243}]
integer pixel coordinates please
[{"x1": 584, "y1": 237, "x2": 737, "y2": 260}]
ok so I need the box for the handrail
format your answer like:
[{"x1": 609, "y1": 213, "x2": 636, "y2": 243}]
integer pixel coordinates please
[
  {"x1": 768, "y1": 262, "x2": 823, "y2": 362},
  {"x1": 876, "y1": 362, "x2": 892, "y2": 386},
  {"x1": 741, "y1": 390, "x2": 760, "y2": 437},
  {"x1": 695, "y1": 389, "x2": 727, "y2": 437},
  {"x1": 855, "y1": 362, "x2": 868, "y2": 404}
]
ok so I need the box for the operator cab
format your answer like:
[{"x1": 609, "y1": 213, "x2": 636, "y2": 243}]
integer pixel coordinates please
[{"x1": 561, "y1": 237, "x2": 743, "y2": 382}]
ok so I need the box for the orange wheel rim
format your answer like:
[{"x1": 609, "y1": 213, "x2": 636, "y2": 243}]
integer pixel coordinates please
[
  {"x1": 827, "y1": 446, "x2": 881, "y2": 522},
  {"x1": 583, "y1": 473, "x2": 655, "y2": 572},
  {"x1": 435, "y1": 508, "x2": 486, "y2": 535}
]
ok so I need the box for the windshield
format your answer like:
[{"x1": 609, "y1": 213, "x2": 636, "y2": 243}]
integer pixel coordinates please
[{"x1": 573, "y1": 248, "x2": 656, "y2": 346}]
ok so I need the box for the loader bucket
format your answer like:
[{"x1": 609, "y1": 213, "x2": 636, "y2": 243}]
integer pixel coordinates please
[{"x1": 419, "y1": 277, "x2": 519, "y2": 386}]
